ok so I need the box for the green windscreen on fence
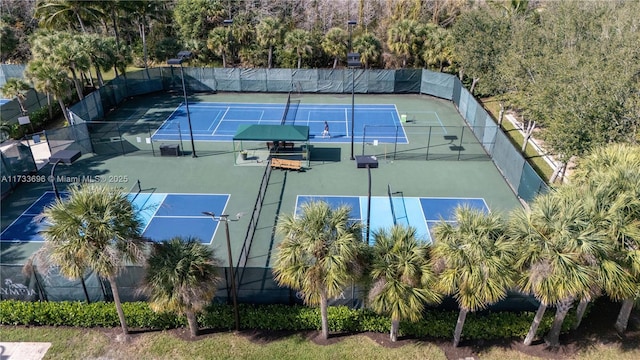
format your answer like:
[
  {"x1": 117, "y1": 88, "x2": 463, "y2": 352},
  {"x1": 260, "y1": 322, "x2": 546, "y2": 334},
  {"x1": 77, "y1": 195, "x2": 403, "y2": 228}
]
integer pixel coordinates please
[{"x1": 1, "y1": 141, "x2": 37, "y2": 197}]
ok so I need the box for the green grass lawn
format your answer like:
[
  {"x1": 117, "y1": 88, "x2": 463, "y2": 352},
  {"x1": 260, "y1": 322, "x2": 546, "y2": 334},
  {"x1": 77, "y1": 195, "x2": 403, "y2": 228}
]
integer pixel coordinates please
[
  {"x1": 0, "y1": 327, "x2": 446, "y2": 360},
  {"x1": 1, "y1": 326, "x2": 639, "y2": 360}
]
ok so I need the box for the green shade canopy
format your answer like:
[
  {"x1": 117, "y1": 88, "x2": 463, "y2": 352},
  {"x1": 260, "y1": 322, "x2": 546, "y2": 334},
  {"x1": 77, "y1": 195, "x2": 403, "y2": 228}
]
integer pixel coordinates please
[{"x1": 233, "y1": 125, "x2": 309, "y2": 141}]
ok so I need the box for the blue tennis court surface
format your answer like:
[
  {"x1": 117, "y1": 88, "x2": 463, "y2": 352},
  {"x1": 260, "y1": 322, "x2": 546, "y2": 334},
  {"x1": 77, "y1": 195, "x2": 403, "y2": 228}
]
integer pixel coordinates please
[
  {"x1": 1, "y1": 192, "x2": 230, "y2": 244},
  {"x1": 0, "y1": 99, "x2": 10, "y2": 105},
  {"x1": 151, "y1": 102, "x2": 408, "y2": 144},
  {"x1": 296, "y1": 195, "x2": 489, "y2": 245}
]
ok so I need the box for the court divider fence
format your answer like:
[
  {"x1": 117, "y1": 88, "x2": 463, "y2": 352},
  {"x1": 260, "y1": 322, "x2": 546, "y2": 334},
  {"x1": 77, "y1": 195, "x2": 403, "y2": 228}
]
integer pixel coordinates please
[
  {"x1": 236, "y1": 160, "x2": 272, "y2": 283},
  {"x1": 2, "y1": 67, "x2": 549, "y2": 305},
  {"x1": 362, "y1": 125, "x2": 492, "y2": 162}
]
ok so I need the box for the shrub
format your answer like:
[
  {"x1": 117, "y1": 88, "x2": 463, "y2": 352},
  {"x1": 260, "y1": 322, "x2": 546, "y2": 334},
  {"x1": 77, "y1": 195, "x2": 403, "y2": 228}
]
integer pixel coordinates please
[{"x1": 0, "y1": 300, "x2": 575, "y2": 341}]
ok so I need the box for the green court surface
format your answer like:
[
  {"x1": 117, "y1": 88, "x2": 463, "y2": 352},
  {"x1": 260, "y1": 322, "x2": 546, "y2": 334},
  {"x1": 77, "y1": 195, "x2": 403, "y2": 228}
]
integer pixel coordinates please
[{"x1": 1, "y1": 92, "x2": 521, "y2": 272}]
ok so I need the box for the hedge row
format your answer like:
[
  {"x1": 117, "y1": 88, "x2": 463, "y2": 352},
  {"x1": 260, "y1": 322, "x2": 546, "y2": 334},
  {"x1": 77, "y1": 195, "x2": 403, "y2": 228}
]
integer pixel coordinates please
[{"x1": 0, "y1": 300, "x2": 575, "y2": 340}]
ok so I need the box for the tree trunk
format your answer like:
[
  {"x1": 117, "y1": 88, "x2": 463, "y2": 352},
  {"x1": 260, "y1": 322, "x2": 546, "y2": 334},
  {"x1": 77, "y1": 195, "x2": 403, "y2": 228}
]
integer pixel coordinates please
[
  {"x1": 453, "y1": 308, "x2": 468, "y2": 347},
  {"x1": 524, "y1": 303, "x2": 546, "y2": 345},
  {"x1": 470, "y1": 77, "x2": 480, "y2": 94},
  {"x1": 522, "y1": 120, "x2": 535, "y2": 152},
  {"x1": 549, "y1": 164, "x2": 563, "y2": 183},
  {"x1": 320, "y1": 293, "x2": 329, "y2": 340},
  {"x1": 57, "y1": 98, "x2": 70, "y2": 123},
  {"x1": 186, "y1": 311, "x2": 199, "y2": 337},
  {"x1": 390, "y1": 318, "x2": 399, "y2": 342},
  {"x1": 47, "y1": 93, "x2": 53, "y2": 119},
  {"x1": 140, "y1": 22, "x2": 150, "y2": 80},
  {"x1": 222, "y1": 53, "x2": 227, "y2": 68},
  {"x1": 17, "y1": 98, "x2": 27, "y2": 115},
  {"x1": 545, "y1": 299, "x2": 573, "y2": 347},
  {"x1": 108, "y1": 276, "x2": 129, "y2": 336},
  {"x1": 69, "y1": 67, "x2": 84, "y2": 100},
  {"x1": 615, "y1": 298, "x2": 635, "y2": 334},
  {"x1": 298, "y1": 56, "x2": 302, "y2": 69},
  {"x1": 96, "y1": 67, "x2": 104, "y2": 87},
  {"x1": 268, "y1": 46, "x2": 273, "y2": 69},
  {"x1": 333, "y1": 57, "x2": 338, "y2": 69},
  {"x1": 498, "y1": 103, "x2": 504, "y2": 126},
  {"x1": 574, "y1": 299, "x2": 589, "y2": 329},
  {"x1": 80, "y1": 277, "x2": 90, "y2": 303}
]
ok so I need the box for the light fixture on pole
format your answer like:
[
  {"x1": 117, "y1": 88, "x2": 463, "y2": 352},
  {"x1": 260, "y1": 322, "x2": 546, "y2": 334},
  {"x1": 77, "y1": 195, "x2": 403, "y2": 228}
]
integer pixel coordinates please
[
  {"x1": 202, "y1": 211, "x2": 243, "y2": 331},
  {"x1": 167, "y1": 51, "x2": 196, "y2": 158},
  {"x1": 48, "y1": 149, "x2": 81, "y2": 200}
]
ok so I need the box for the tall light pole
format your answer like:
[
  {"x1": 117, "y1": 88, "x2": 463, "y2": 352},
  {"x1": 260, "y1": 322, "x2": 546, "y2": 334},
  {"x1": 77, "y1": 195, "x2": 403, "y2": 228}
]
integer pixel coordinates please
[
  {"x1": 347, "y1": 20, "x2": 360, "y2": 160},
  {"x1": 49, "y1": 149, "x2": 80, "y2": 200},
  {"x1": 167, "y1": 51, "x2": 196, "y2": 158},
  {"x1": 355, "y1": 155, "x2": 378, "y2": 244},
  {"x1": 202, "y1": 212, "x2": 241, "y2": 331}
]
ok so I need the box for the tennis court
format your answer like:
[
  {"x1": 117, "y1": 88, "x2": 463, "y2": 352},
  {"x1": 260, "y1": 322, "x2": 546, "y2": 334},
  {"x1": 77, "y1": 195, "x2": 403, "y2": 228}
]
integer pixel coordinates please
[
  {"x1": 0, "y1": 99, "x2": 9, "y2": 105},
  {"x1": 151, "y1": 102, "x2": 407, "y2": 144},
  {"x1": 0, "y1": 190, "x2": 230, "y2": 245},
  {"x1": 295, "y1": 194, "x2": 489, "y2": 245}
]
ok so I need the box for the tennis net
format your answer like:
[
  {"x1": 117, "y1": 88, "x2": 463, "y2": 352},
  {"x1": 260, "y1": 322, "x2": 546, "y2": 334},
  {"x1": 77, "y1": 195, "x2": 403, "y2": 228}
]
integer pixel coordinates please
[
  {"x1": 129, "y1": 179, "x2": 142, "y2": 200},
  {"x1": 388, "y1": 184, "x2": 397, "y2": 225},
  {"x1": 280, "y1": 92, "x2": 292, "y2": 125}
]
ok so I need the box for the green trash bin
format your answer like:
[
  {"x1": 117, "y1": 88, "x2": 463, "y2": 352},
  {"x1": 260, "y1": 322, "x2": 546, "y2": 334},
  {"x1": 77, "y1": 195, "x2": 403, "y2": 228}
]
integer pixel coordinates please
[{"x1": 401, "y1": 114, "x2": 407, "y2": 123}]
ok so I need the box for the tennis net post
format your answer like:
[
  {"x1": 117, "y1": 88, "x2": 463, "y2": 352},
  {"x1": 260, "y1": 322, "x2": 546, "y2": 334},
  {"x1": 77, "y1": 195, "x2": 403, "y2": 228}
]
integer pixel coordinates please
[
  {"x1": 388, "y1": 184, "x2": 397, "y2": 225},
  {"x1": 280, "y1": 92, "x2": 292, "y2": 125},
  {"x1": 129, "y1": 179, "x2": 142, "y2": 200}
]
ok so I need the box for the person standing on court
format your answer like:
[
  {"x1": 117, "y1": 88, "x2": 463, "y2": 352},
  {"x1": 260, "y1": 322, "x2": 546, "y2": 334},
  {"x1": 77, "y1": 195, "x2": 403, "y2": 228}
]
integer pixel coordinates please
[{"x1": 322, "y1": 121, "x2": 330, "y2": 138}]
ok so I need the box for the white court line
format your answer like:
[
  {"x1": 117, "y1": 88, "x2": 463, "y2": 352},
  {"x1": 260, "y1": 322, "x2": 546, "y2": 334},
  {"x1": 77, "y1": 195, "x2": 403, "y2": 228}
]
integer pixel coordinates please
[
  {"x1": 211, "y1": 107, "x2": 231, "y2": 135},
  {"x1": 393, "y1": 104, "x2": 410, "y2": 143},
  {"x1": 257, "y1": 110, "x2": 265, "y2": 124},
  {"x1": 151, "y1": 103, "x2": 184, "y2": 139},
  {"x1": 344, "y1": 108, "x2": 349, "y2": 138},
  {"x1": 139, "y1": 193, "x2": 168, "y2": 234},
  {"x1": 207, "y1": 108, "x2": 225, "y2": 132}
]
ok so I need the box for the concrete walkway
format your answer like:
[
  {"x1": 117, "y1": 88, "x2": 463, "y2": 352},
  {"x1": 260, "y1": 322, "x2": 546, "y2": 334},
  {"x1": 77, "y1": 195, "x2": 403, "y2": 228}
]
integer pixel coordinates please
[{"x1": 0, "y1": 343, "x2": 51, "y2": 360}]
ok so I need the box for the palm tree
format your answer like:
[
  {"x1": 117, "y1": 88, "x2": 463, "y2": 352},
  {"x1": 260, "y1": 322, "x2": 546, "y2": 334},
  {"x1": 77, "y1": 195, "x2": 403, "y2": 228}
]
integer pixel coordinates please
[
  {"x1": 387, "y1": 19, "x2": 421, "y2": 68},
  {"x1": 273, "y1": 200, "x2": 366, "y2": 340},
  {"x1": 26, "y1": 60, "x2": 72, "y2": 123},
  {"x1": 31, "y1": 32, "x2": 89, "y2": 100},
  {"x1": 207, "y1": 27, "x2": 233, "y2": 68},
  {"x1": 368, "y1": 225, "x2": 442, "y2": 342},
  {"x1": 284, "y1": 29, "x2": 313, "y2": 69},
  {"x1": 572, "y1": 144, "x2": 640, "y2": 333},
  {"x1": 32, "y1": 183, "x2": 147, "y2": 337},
  {"x1": 256, "y1": 17, "x2": 283, "y2": 69},
  {"x1": 353, "y1": 33, "x2": 382, "y2": 69},
  {"x1": 423, "y1": 26, "x2": 456, "y2": 72},
  {"x1": 35, "y1": 0, "x2": 104, "y2": 33},
  {"x1": 140, "y1": 237, "x2": 221, "y2": 337},
  {"x1": 509, "y1": 189, "x2": 607, "y2": 347},
  {"x1": 0, "y1": 78, "x2": 30, "y2": 115},
  {"x1": 431, "y1": 206, "x2": 516, "y2": 347},
  {"x1": 573, "y1": 181, "x2": 638, "y2": 329},
  {"x1": 322, "y1": 27, "x2": 348, "y2": 69},
  {"x1": 230, "y1": 12, "x2": 255, "y2": 48},
  {"x1": 127, "y1": 0, "x2": 163, "y2": 78}
]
